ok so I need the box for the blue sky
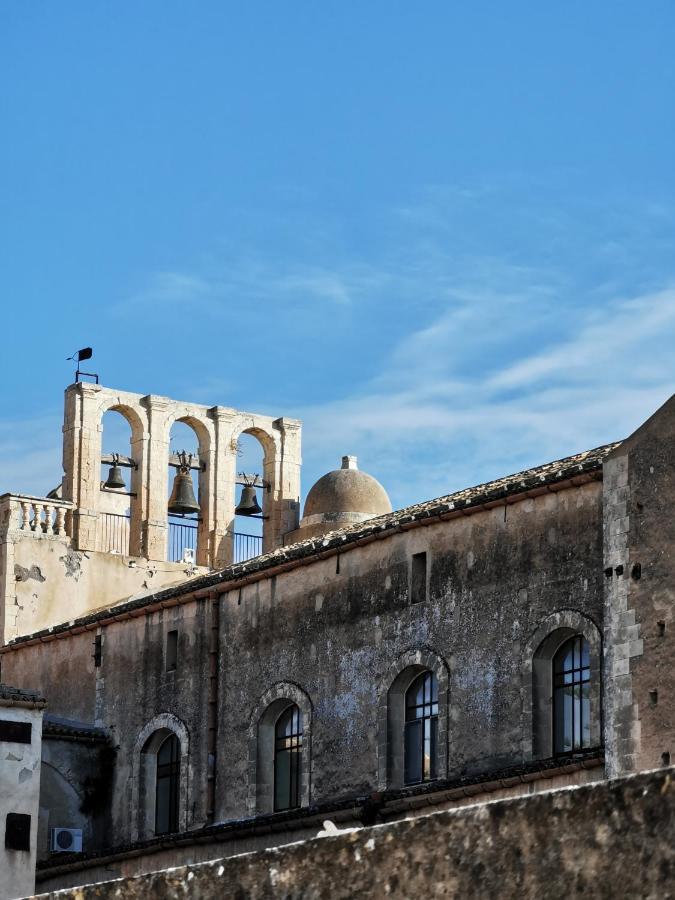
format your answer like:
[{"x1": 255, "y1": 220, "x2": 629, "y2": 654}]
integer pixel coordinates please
[{"x1": 1, "y1": 2, "x2": 674, "y2": 509}]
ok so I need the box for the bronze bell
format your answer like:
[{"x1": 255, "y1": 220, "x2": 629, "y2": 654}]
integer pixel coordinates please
[
  {"x1": 168, "y1": 471, "x2": 200, "y2": 516},
  {"x1": 235, "y1": 484, "x2": 262, "y2": 517},
  {"x1": 104, "y1": 455, "x2": 126, "y2": 490}
]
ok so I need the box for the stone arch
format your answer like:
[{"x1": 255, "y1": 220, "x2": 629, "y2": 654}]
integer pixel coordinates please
[
  {"x1": 96, "y1": 400, "x2": 147, "y2": 556},
  {"x1": 165, "y1": 413, "x2": 215, "y2": 565},
  {"x1": 522, "y1": 609, "x2": 602, "y2": 760},
  {"x1": 130, "y1": 713, "x2": 190, "y2": 840},
  {"x1": 377, "y1": 646, "x2": 450, "y2": 790},
  {"x1": 247, "y1": 681, "x2": 312, "y2": 815},
  {"x1": 231, "y1": 422, "x2": 281, "y2": 555}
]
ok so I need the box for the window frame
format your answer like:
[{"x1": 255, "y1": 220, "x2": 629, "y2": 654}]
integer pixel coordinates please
[
  {"x1": 273, "y1": 704, "x2": 303, "y2": 812},
  {"x1": 155, "y1": 732, "x2": 181, "y2": 835},
  {"x1": 404, "y1": 671, "x2": 439, "y2": 784}
]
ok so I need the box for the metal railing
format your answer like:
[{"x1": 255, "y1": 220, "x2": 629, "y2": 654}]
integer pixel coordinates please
[
  {"x1": 168, "y1": 519, "x2": 198, "y2": 563},
  {"x1": 100, "y1": 513, "x2": 130, "y2": 555},
  {"x1": 233, "y1": 532, "x2": 263, "y2": 563},
  {"x1": 164, "y1": 521, "x2": 264, "y2": 565}
]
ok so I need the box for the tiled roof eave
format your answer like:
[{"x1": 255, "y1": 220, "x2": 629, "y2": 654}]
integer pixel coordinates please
[{"x1": 3, "y1": 441, "x2": 620, "y2": 650}]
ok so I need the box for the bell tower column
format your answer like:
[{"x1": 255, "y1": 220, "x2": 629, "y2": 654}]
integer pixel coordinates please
[
  {"x1": 209, "y1": 406, "x2": 238, "y2": 568},
  {"x1": 62, "y1": 381, "x2": 103, "y2": 552},
  {"x1": 265, "y1": 417, "x2": 302, "y2": 552},
  {"x1": 141, "y1": 395, "x2": 172, "y2": 562}
]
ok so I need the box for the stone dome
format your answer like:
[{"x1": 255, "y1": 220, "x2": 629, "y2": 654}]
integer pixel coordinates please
[{"x1": 301, "y1": 456, "x2": 392, "y2": 529}]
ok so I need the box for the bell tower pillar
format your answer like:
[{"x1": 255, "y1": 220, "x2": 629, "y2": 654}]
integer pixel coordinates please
[
  {"x1": 62, "y1": 382, "x2": 104, "y2": 552},
  {"x1": 265, "y1": 417, "x2": 302, "y2": 552},
  {"x1": 209, "y1": 407, "x2": 238, "y2": 568},
  {"x1": 140, "y1": 395, "x2": 171, "y2": 562}
]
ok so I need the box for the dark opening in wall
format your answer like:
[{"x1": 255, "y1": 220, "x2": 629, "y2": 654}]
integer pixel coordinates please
[
  {"x1": 166, "y1": 630, "x2": 178, "y2": 672},
  {"x1": 5, "y1": 813, "x2": 31, "y2": 851},
  {"x1": 411, "y1": 552, "x2": 428, "y2": 604},
  {"x1": 93, "y1": 634, "x2": 102, "y2": 668},
  {"x1": 0, "y1": 720, "x2": 31, "y2": 744}
]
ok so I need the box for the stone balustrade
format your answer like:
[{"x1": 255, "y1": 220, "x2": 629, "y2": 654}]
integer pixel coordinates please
[{"x1": 0, "y1": 494, "x2": 73, "y2": 539}]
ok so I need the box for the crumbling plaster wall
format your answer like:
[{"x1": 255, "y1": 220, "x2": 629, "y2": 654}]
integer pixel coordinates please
[
  {"x1": 0, "y1": 703, "x2": 43, "y2": 900},
  {"x1": 1, "y1": 529, "x2": 204, "y2": 644},
  {"x1": 604, "y1": 393, "x2": 675, "y2": 776},
  {"x1": 216, "y1": 480, "x2": 605, "y2": 820}
]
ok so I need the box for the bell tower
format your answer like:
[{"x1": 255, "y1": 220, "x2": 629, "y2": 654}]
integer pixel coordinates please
[{"x1": 61, "y1": 382, "x2": 302, "y2": 566}]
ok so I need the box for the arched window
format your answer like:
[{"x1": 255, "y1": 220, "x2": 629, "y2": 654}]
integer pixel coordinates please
[
  {"x1": 249, "y1": 684, "x2": 312, "y2": 815},
  {"x1": 553, "y1": 635, "x2": 591, "y2": 754},
  {"x1": 155, "y1": 733, "x2": 180, "y2": 834},
  {"x1": 404, "y1": 671, "x2": 438, "y2": 784},
  {"x1": 274, "y1": 704, "x2": 302, "y2": 811},
  {"x1": 525, "y1": 613, "x2": 601, "y2": 760}
]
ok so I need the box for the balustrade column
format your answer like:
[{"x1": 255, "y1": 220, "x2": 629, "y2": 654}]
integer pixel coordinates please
[
  {"x1": 43, "y1": 504, "x2": 54, "y2": 534},
  {"x1": 20, "y1": 502, "x2": 31, "y2": 531}
]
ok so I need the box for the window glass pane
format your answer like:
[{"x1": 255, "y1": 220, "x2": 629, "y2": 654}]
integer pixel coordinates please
[
  {"x1": 404, "y1": 672, "x2": 438, "y2": 781},
  {"x1": 274, "y1": 704, "x2": 302, "y2": 810},
  {"x1": 155, "y1": 734, "x2": 179, "y2": 834},
  {"x1": 404, "y1": 720, "x2": 422, "y2": 784},
  {"x1": 430, "y1": 716, "x2": 438, "y2": 780},
  {"x1": 156, "y1": 775, "x2": 171, "y2": 834},
  {"x1": 275, "y1": 749, "x2": 291, "y2": 811},
  {"x1": 582, "y1": 682, "x2": 591, "y2": 747},
  {"x1": 553, "y1": 636, "x2": 592, "y2": 754}
]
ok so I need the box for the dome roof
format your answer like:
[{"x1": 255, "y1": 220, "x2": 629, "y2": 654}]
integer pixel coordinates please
[{"x1": 302, "y1": 456, "x2": 392, "y2": 526}]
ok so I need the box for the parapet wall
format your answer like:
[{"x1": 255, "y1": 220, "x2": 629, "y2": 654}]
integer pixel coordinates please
[{"x1": 34, "y1": 767, "x2": 675, "y2": 899}]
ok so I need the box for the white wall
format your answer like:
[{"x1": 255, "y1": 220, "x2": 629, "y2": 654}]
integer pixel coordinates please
[{"x1": 0, "y1": 703, "x2": 43, "y2": 900}]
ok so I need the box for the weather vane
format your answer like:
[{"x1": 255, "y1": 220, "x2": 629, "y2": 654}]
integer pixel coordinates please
[{"x1": 66, "y1": 347, "x2": 98, "y2": 383}]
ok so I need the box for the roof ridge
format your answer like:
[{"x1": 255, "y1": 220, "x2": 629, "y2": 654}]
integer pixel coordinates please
[{"x1": 4, "y1": 440, "x2": 620, "y2": 648}]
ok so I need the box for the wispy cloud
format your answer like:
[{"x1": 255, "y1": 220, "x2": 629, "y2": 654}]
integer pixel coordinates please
[
  {"x1": 0, "y1": 416, "x2": 63, "y2": 498},
  {"x1": 299, "y1": 285, "x2": 675, "y2": 508}
]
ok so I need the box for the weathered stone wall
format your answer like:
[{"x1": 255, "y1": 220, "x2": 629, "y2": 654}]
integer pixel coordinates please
[
  {"x1": 3, "y1": 633, "x2": 98, "y2": 723},
  {"x1": 100, "y1": 599, "x2": 213, "y2": 839},
  {"x1": 3, "y1": 480, "x2": 605, "y2": 849},
  {"x1": 604, "y1": 393, "x2": 675, "y2": 776},
  {"x1": 33, "y1": 767, "x2": 675, "y2": 900},
  {"x1": 216, "y1": 480, "x2": 604, "y2": 820},
  {"x1": 34, "y1": 764, "x2": 602, "y2": 893}
]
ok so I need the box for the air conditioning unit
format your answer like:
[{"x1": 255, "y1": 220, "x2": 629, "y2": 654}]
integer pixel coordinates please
[
  {"x1": 51, "y1": 827, "x2": 83, "y2": 853},
  {"x1": 182, "y1": 547, "x2": 195, "y2": 565}
]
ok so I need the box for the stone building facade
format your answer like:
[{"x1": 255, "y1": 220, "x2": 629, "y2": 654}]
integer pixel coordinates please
[{"x1": 0, "y1": 382, "x2": 674, "y2": 894}]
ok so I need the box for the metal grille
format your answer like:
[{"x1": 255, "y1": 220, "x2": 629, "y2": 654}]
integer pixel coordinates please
[
  {"x1": 99, "y1": 513, "x2": 130, "y2": 555},
  {"x1": 233, "y1": 532, "x2": 263, "y2": 563},
  {"x1": 168, "y1": 519, "x2": 197, "y2": 563}
]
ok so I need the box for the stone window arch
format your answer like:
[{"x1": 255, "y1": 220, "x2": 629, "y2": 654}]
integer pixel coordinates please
[
  {"x1": 131, "y1": 713, "x2": 190, "y2": 840},
  {"x1": 377, "y1": 648, "x2": 449, "y2": 790},
  {"x1": 522, "y1": 610, "x2": 602, "y2": 760},
  {"x1": 247, "y1": 682, "x2": 312, "y2": 815}
]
